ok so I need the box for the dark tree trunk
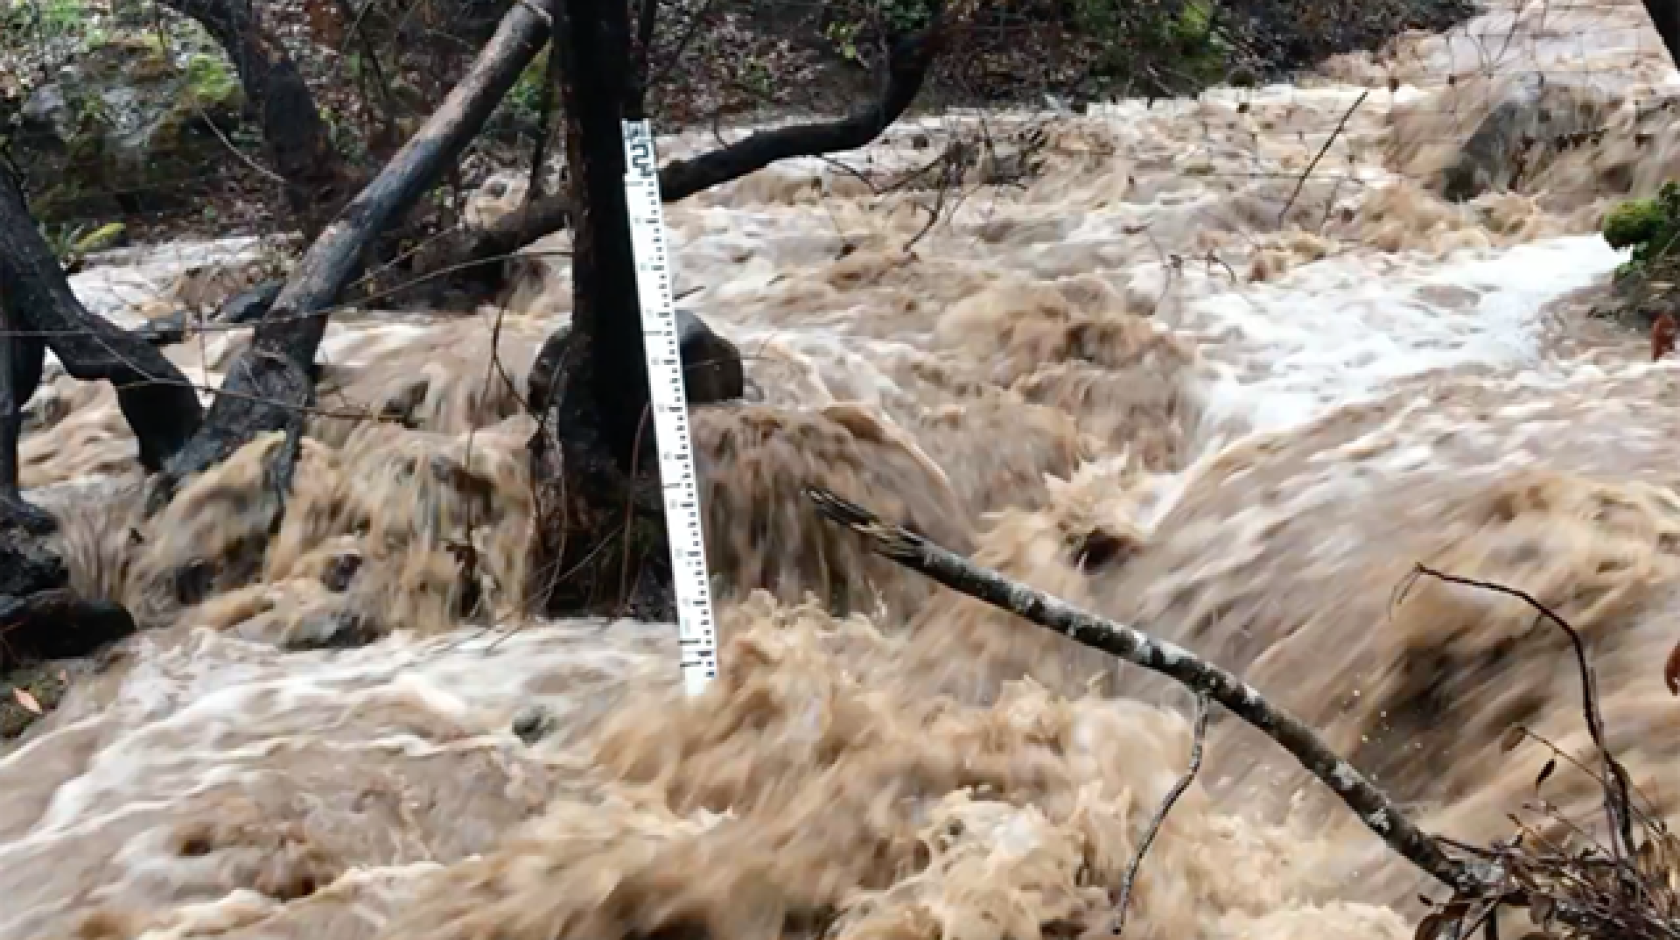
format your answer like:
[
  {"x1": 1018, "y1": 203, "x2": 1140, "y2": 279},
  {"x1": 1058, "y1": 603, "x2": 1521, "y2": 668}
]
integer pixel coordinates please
[
  {"x1": 155, "y1": 0, "x2": 353, "y2": 236},
  {"x1": 0, "y1": 284, "x2": 49, "y2": 534},
  {"x1": 1643, "y1": 0, "x2": 1680, "y2": 67},
  {"x1": 416, "y1": 6, "x2": 947, "y2": 296},
  {"x1": 0, "y1": 169, "x2": 158, "y2": 668},
  {"x1": 0, "y1": 164, "x2": 204, "y2": 530},
  {"x1": 153, "y1": 0, "x2": 559, "y2": 508},
  {"x1": 525, "y1": 0, "x2": 945, "y2": 617},
  {"x1": 527, "y1": 0, "x2": 667, "y2": 616}
]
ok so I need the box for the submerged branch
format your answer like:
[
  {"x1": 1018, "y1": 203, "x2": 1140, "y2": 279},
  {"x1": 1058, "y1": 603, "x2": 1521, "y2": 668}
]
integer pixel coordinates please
[{"x1": 803, "y1": 486, "x2": 1483, "y2": 895}]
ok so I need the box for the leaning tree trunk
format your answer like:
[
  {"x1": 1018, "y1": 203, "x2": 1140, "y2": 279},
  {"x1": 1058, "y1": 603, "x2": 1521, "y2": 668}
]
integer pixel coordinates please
[
  {"x1": 153, "y1": 0, "x2": 560, "y2": 507},
  {"x1": 0, "y1": 162, "x2": 204, "y2": 530},
  {"x1": 155, "y1": 0, "x2": 352, "y2": 237}
]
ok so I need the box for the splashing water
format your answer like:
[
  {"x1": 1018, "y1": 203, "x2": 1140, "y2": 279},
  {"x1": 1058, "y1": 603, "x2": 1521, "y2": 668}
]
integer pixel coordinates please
[{"x1": 10, "y1": 0, "x2": 1680, "y2": 937}]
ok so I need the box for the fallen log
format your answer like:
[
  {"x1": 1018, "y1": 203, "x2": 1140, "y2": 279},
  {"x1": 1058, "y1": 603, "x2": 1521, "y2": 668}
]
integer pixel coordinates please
[{"x1": 804, "y1": 485, "x2": 1487, "y2": 896}]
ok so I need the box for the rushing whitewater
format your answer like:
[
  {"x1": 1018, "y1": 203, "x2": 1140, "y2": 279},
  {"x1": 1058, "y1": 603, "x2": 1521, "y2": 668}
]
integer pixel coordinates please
[{"x1": 8, "y1": 0, "x2": 1680, "y2": 937}]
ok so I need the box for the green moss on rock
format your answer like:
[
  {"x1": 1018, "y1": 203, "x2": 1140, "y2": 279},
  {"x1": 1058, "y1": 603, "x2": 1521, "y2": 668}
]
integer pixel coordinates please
[{"x1": 184, "y1": 52, "x2": 243, "y2": 110}]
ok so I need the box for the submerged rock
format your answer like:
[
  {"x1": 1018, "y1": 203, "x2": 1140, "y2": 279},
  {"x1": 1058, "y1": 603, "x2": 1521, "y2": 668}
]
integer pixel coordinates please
[
  {"x1": 525, "y1": 308, "x2": 744, "y2": 414},
  {"x1": 1439, "y1": 74, "x2": 1611, "y2": 202},
  {"x1": 511, "y1": 704, "x2": 557, "y2": 745}
]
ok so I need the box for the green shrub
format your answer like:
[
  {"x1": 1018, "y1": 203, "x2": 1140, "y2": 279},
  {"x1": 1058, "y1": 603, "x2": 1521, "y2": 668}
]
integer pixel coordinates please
[{"x1": 1603, "y1": 183, "x2": 1680, "y2": 281}]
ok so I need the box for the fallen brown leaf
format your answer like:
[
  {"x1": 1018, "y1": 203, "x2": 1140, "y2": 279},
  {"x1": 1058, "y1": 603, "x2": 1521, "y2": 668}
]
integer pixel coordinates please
[{"x1": 12, "y1": 688, "x2": 43, "y2": 715}]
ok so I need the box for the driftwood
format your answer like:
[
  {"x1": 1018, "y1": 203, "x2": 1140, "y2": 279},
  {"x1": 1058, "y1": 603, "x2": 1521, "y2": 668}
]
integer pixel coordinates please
[
  {"x1": 153, "y1": 0, "x2": 560, "y2": 507},
  {"x1": 803, "y1": 486, "x2": 1486, "y2": 895}
]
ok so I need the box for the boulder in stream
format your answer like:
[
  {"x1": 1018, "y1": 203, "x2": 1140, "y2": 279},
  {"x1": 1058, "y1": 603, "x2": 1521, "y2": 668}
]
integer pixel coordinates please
[{"x1": 11, "y1": 33, "x2": 246, "y2": 222}]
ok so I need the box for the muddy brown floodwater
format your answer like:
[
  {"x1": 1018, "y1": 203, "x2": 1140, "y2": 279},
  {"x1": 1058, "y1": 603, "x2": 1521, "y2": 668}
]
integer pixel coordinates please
[{"x1": 9, "y1": 1, "x2": 1680, "y2": 937}]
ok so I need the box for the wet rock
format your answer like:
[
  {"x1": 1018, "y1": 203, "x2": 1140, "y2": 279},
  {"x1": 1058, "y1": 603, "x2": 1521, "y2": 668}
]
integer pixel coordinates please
[
  {"x1": 0, "y1": 590, "x2": 137, "y2": 665},
  {"x1": 214, "y1": 279, "x2": 284, "y2": 325},
  {"x1": 321, "y1": 552, "x2": 364, "y2": 593},
  {"x1": 525, "y1": 323, "x2": 571, "y2": 414},
  {"x1": 12, "y1": 33, "x2": 246, "y2": 221},
  {"x1": 285, "y1": 610, "x2": 381, "y2": 651},
  {"x1": 136, "y1": 309, "x2": 190, "y2": 347},
  {"x1": 1439, "y1": 74, "x2": 1611, "y2": 202},
  {"x1": 526, "y1": 310, "x2": 744, "y2": 416},
  {"x1": 675, "y1": 308, "x2": 746, "y2": 404},
  {"x1": 172, "y1": 557, "x2": 218, "y2": 607},
  {"x1": 511, "y1": 704, "x2": 557, "y2": 745},
  {"x1": 0, "y1": 532, "x2": 68, "y2": 597}
]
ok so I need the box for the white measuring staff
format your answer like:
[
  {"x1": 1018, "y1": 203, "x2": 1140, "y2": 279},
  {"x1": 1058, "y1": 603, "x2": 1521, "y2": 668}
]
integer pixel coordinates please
[{"x1": 621, "y1": 119, "x2": 719, "y2": 696}]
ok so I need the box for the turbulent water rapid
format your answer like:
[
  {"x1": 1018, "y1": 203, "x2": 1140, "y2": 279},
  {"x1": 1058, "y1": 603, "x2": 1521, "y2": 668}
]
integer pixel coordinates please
[{"x1": 10, "y1": 1, "x2": 1680, "y2": 936}]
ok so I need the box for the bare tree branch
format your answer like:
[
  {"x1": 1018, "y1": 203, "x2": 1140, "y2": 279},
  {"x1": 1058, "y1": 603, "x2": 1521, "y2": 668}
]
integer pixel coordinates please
[
  {"x1": 1110, "y1": 692, "x2": 1209, "y2": 936},
  {"x1": 1409, "y1": 565, "x2": 1638, "y2": 862},
  {"x1": 424, "y1": 4, "x2": 948, "y2": 283},
  {"x1": 152, "y1": 0, "x2": 560, "y2": 507},
  {"x1": 803, "y1": 486, "x2": 1485, "y2": 895}
]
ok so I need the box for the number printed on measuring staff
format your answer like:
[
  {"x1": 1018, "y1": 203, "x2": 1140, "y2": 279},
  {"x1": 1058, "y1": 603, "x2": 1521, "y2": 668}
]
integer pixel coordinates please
[{"x1": 620, "y1": 119, "x2": 720, "y2": 696}]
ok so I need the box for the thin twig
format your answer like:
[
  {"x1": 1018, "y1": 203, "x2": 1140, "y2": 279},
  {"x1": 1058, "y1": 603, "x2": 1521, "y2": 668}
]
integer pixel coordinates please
[
  {"x1": 1278, "y1": 89, "x2": 1368, "y2": 227},
  {"x1": 1409, "y1": 565, "x2": 1637, "y2": 862},
  {"x1": 1110, "y1": 692, "x2": 1210, "y2": 936}
]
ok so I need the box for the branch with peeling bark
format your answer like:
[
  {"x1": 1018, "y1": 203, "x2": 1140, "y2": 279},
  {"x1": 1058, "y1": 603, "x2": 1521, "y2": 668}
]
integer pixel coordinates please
[{"x1": 803, "y1": 486, "x2": 1486, "y2": 896}]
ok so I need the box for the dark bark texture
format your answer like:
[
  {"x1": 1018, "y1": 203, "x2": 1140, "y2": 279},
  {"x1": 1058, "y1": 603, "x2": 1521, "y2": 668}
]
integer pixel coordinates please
[
  {"x1": 153, "y1": 0, "x2": 559, "y2": 509},
  {"x1": 1643, "y1": 0, "x2": 1680, "y2": 67},
  {"x1": 154, "y1": 0, "x2": 352, "y2": 235},
  {"x1": 0, "y1": 163, "x2": 204, "y2": 530},
  {"x1": 527, "y1": 0, "x2": 665, "y2": 616}
]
